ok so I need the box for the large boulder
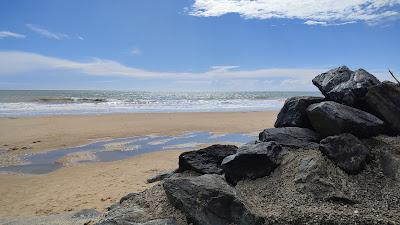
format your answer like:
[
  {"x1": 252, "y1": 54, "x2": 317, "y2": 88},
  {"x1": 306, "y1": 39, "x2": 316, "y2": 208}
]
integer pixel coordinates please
[
  {"x1": 320, "y1": 133, "x2": 369, "y2": 174},
  {"x1": 221, "y1": 141, "x2": 284, "y2": 185},
  {"x1": 163, "y1": 174, "x2": 263, "y2": 225},
  {"x1": 258, "y1": 127, "x2": 321, "y2": 149},
  {"x1": 178, "y1": 144, "x2": 237, "y2": 174},
  {"x1": 274, "y1": 96, "x2": 325, "y2": 128},
  {"x1": 307, "y1": 101, "x2": 385, "y2": 137},
  {"x1": 312, "y1": 66, "x2": 380, "y2": 107},
  {"x1": 365, "y1": 81, "x2": 400, "y2": 134}
]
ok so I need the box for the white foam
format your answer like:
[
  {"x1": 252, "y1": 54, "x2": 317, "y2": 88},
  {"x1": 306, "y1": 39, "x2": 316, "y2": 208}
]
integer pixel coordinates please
[{"x1": 0, "y1": 98, "x2": 285, "y2": 117}]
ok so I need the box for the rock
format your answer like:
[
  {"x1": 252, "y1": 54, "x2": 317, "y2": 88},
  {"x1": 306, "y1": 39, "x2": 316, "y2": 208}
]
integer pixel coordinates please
[
  {"x1": 307, "y1": 101, "x2": 385, "y2": 137},
  {"x1": 95, "y1": 206, "x2": 147, "y2": 225},
  {"x1": 97, "y1": 216, "x2": 178, "y2": 225},
  {"x1": 319, "y1": 134, "x2": 369, "y2": 174},
  {"x1": 294, "y1": 154, "x2": 353, "y2": 203},
  {"x1": 72, "y1": 208, "x2": 102, "y2": 219},
  {"x1": 312, "y1": 66, "x2": 380, "y2": 107},
  {"x1": 178, "y1": 144, "x2": 237, "y2": 174},
  {"x1": 275, "y1": 96, "x2": 325, "y2": 128},
  {"x1": 163, "y1": 174, "x2": 263, "y2": 225},
  {"x1": 365, "y1": 81, "x2": 400, "y2": 134},
  {"x1": 258, "y1": 127, "x2": 321, "y2": 149},
  {"x1": 147, "y1": 170, "x2": 176, "y2": 183},
  {"x1": 221, "y1": 142, "x2": 284, "y2": 185},
  {"x1": 138, "y1": 219, "x2": 178, "y2": 225},
  {"x1": 381, "y1": 149, "x2": 400, "y2": 181}
]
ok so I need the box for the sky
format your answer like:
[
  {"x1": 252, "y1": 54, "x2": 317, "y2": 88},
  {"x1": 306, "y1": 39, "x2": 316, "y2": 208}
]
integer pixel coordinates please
[{"x1": 0, "y1": 0, "x2": 400, "y2": 91}]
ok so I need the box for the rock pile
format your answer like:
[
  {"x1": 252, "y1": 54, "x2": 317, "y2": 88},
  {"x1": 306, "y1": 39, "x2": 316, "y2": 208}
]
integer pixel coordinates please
[{"x1": 95, "y1": 66, "x2": 400, "y2": 225}]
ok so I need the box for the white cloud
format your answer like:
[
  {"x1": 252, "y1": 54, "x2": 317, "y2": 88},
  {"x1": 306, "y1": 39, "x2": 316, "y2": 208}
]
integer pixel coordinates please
[
  {"x1": 131, "y1": 47, "x2": 142, "y2": 55},
  {"x1": 188, "y1": 0, "x2": 400, "y2": 25},
  {"x1": 304, "y1": 21, "x2": 328, "y2": 26},
  {"x1": 0, "y1": 31, "x2": 25, "y2": 39},
  {"x1": 26, "y1": 24, "x2": 83, "y2": 40},
  {"x1": 0, "y1": 51, "x2": 325, "y2": 81},
  {"x1": 305, "y1": 20, "x2": 357, "y2": 26}
]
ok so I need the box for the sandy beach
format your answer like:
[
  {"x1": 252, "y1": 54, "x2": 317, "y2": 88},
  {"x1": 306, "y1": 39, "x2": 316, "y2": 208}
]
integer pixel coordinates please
[{"x1": 0, "y1": 111, "x2": 277, "y2": 218}]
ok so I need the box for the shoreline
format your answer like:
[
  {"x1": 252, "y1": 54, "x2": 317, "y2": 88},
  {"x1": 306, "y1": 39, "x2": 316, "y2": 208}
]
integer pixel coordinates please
[{"x1": 0, "y1": 111, "x2": 278, "y2": 154}]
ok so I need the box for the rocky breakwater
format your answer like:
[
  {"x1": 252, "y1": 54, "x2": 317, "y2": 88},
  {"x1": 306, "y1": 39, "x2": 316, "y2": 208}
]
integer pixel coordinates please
[{"x1": 94, "y1": 66, "x2": 400, "y2": 225}]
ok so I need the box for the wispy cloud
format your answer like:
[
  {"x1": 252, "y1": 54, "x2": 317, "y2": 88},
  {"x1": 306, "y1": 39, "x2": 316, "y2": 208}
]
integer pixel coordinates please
[
  {"x1": 188, "y1": 0, "x2": 400, "y2": 25},
  {"x1": 0, "y1": 31, "x2": 26, "y2": 39},
  {"x1": 131, "y1": 47, "x2": 142, "y2": 55},
  {"x1": 0, "y1": 51, "x2": 324, "y2": 80},
  {"x1": 26, "y1": 24, "x2": 83, "y2": 40}
]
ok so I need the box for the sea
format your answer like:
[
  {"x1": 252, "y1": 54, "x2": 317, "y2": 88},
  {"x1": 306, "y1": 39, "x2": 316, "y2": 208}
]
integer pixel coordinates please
[{"x1": 0, "y1": 90, "x2": 321, "y2": 117}]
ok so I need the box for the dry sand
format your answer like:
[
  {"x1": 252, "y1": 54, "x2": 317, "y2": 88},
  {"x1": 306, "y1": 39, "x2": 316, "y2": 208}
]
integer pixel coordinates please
[
  {"x1": 0, "y1": 150, "x2": 183, "y2": 218},
  {"x1": 0, "y1": 111, "x2": 277, "y2": 218}
]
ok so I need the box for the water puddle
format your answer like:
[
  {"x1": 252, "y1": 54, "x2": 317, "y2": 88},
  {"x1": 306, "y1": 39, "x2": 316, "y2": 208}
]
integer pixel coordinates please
[{"x1": 0, "y1": 132, "x2": 255, "y2": 174}]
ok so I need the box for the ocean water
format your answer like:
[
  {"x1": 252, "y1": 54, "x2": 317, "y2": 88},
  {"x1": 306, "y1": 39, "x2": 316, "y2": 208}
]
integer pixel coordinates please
[{"x1": 0, "y1": 90, "x2": 320, "y2": 117}]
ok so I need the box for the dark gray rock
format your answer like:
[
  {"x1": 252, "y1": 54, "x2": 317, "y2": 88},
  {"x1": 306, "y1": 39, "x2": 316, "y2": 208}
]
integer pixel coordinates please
[
  {"x1": 163, "y1": 174, "x2": 263, "y2": 225},
  {"x1": 178, "y1": 144, "x2": 237, "y2": 174},
  {"x1": 365, "y1": 81, "x2": 400, "y2": 134},
  {"x1": 320, "y1": 133, "x2": 369, "y2": 174},
  {"x1": 222, "y1": 141, "x2": 284, "y2": 185},
  {"x1": 307, "y1": 101, "x2": 385, "y2": 137},
  {"x1": 258, "y1": 127, "x2": 321, "y2": 149},
  {"x1": 147, "y1": 170, "x2": 176, "y2": 183},
  {"x1": 275, "y1": 96, "x2": 324, "y2": 128},
  {"x1": 381, "y1": 149, "x2": 400, "y2": 181},
  {"x1": 312, "y1": 66, "x2": 380, "y2": 107}
]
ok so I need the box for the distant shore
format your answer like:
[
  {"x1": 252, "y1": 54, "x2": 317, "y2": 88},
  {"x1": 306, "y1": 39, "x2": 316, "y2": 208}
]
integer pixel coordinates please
[{"x1": 0, "y1": 111, "x2": 277, "y2": 218}]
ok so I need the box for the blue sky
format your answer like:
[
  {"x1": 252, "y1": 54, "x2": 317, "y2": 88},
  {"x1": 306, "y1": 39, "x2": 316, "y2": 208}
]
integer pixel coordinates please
[{"x1": 0, "y1": 0, "x2": 400, "y2": 91}]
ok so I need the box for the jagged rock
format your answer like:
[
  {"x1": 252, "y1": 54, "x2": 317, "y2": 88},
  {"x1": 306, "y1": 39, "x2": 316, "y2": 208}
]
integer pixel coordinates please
[
  {"x1": 221, "y1": 141, "x2": 284, "y2": 185},
  {"x1": 147, "y1": 170, "x2": 175, "y2": 183},
  {"x1": 365, "y1": 81, "x2": 400, "y2": 134},
  {"x1": 178, "y1": 144, "x2": 237, "y2": 174},
  {"x1": 258, "y1": 127, "x2": 321, "y2": 149},
  {"x1": 312, "y1": 66, "x2": 380, "y2": 107},
  {"x1": 163, "y1": 174, "x2": 263, "y2": 225},
  {"x1": 275, "y1": 96, "x2": 324, "y2": 128},
  {"x1": 320, "y1": 134, "x2": 369, "y2": 174},
  {"x1": 307, "y1": 101, "x2": 385, "y2": 137}
]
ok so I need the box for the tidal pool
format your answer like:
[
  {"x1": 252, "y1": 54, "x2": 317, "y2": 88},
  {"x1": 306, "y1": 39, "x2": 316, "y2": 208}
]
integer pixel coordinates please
[{"x1": 0, "y1": 132, "x2": 256, "y2": 174}]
